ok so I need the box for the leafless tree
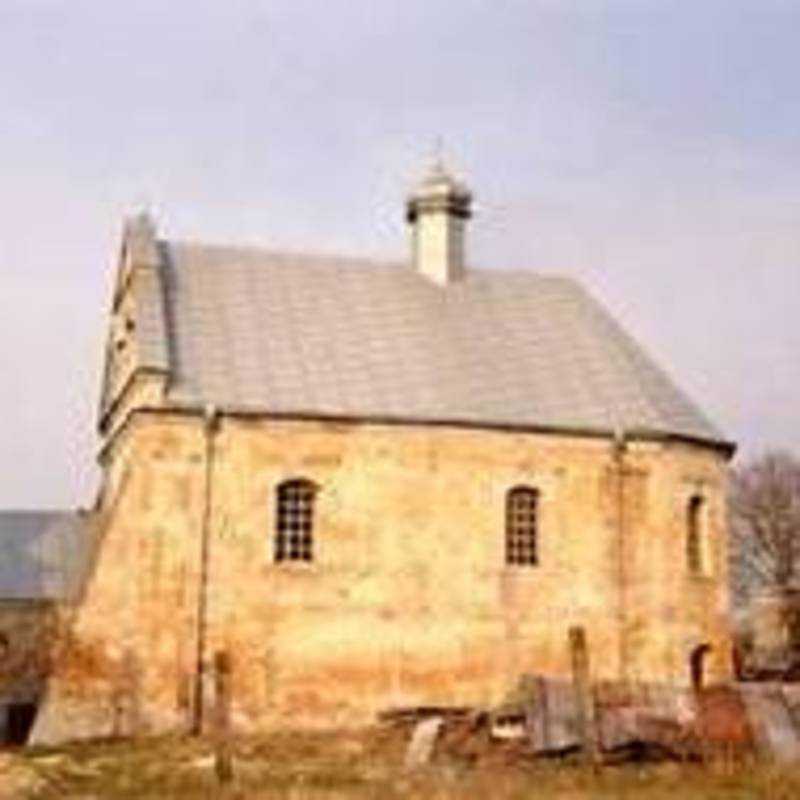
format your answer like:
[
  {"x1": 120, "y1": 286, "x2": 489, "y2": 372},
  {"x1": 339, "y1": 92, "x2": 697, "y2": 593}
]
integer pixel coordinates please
[{"x1": 730, "y1": 451, "x2": 800, "y2": 596}]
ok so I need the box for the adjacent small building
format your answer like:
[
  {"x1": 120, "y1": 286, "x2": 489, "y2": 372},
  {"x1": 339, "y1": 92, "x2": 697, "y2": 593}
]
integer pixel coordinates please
[
  {"x1": 6, "y1": 163, "x2": 735, "y2": 744},
  {"x1": 0, "y1": 512, "x2": 92, "y2": 744}
]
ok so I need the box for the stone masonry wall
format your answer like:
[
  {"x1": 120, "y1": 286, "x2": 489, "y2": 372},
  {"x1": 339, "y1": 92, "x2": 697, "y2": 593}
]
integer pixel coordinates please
[{"x1": 32, "y1": 412, "x2": 732, "y2": 742}]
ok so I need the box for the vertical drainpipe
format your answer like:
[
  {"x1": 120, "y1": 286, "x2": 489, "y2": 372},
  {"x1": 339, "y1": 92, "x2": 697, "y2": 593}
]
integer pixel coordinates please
[
  {"x1": 192, "y1": 403, "x2": 219, "y2": 735},
  {"x1": 613, "y1": 428, "x2": 629, "y2": 685}
]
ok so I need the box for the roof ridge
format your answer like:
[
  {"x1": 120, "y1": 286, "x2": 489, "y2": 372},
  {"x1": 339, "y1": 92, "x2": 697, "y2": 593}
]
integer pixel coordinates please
[
  {"x1": 165, "y1": 240, "x2": 581, "y2": 281},
  {"x1": 166, "y1": 240, "x2": 405, "y2": 269}
]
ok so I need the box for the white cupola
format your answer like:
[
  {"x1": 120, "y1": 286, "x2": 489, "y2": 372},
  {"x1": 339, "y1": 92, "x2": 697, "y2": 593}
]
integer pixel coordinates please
[{"x1": 406, "y1": 160, "x2": 472, "y2": 285}]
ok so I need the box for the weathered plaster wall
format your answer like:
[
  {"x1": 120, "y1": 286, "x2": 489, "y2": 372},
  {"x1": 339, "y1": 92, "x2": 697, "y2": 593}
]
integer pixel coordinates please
[
  {"x1": 33, "y1": 412, "x2": 732, "y2": 742},
  {"x1": 32, "y1": 418, "x2": 206, "y2": 743}
]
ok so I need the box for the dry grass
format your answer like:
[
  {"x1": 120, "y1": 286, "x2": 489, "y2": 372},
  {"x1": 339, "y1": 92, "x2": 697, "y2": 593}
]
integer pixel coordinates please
[{"x1": 2, "y1": 728, "x2": 800, "y2": 800}]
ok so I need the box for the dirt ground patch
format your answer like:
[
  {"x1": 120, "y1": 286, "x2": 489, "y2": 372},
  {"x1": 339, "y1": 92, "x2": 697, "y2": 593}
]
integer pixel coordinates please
[{"x1": 2, "y1": 728, "x2": 800, "y2": 799}]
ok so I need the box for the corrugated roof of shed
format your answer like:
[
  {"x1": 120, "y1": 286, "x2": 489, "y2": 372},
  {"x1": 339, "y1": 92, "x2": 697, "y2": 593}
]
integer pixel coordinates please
[{"x1": 0, "y1": 512, "x2": 94, "y2": 602}]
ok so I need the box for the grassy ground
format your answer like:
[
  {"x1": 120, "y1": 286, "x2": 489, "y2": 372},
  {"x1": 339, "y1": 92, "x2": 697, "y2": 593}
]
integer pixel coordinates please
[{"x1": 2, "y1": 728, "x2": 799, "y2": 800}]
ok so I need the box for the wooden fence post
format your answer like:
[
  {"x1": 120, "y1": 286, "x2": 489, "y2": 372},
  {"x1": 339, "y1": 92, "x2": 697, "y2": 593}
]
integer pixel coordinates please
[
  {"x1": 214, "y1": 650, "x2": 233, "y2": 784},
  {"x1": 569, "y1": 626, "x2": 600, "y2": 765},
  {"x1": 537, "y1": 675, "x2": 550, "y2": 751}
]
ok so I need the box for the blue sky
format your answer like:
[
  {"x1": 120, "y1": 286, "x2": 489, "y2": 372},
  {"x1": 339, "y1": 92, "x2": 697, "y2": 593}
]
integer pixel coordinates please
[{"x1": 1, "y1": 1, "x2": 798, "y2": 507}]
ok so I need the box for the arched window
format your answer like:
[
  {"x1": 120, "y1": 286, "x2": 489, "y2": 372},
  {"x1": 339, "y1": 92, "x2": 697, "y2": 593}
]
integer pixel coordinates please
[
  {"x1": 506, "y1": 486, "x2": 539, "y2": 566},
  {"x1": 690, "y1": 643, "x2": 712, "y2": 690},
  {"x1": 686, "y1": 494, "x2": 704, "y2": 574},
  {"x1": 275, "y1": 479, "x2": 317, "y2": 563}
]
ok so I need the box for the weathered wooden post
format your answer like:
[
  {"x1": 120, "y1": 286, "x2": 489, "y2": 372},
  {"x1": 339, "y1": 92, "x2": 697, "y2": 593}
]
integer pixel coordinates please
[
  {"x1": 537, "y1": 675, "x2": 551, "y2": 752},
  {"x1": 569, "y1": 626, "x2": 600, "y2": 765},
  {"x1": 214, "y1": 650, "x2": 233, "y2": 784}
]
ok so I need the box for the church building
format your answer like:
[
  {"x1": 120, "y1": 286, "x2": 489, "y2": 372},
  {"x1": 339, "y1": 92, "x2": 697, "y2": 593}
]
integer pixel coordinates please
[{"x1": 23, "y1": 163, "x2": 734, "y2": 742}]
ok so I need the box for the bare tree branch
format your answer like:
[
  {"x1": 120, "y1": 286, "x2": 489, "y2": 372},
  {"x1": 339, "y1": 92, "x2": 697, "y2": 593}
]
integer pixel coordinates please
[{"x1": 730, "y1": 451, "x2": 800, "y2": 597}]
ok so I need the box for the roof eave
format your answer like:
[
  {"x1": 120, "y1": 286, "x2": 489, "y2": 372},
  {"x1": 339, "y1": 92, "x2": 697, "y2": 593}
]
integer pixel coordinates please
[{"x1": 102, "y1": 402, "x2": 737, "y2": 460}]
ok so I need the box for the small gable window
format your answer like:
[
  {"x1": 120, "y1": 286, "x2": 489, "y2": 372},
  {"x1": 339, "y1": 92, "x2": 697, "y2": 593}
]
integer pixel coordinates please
[
  {"x1": 275, "y1": 479, "x2": 317, "y2": 563},
  {"x1": 506, "y1": 486, "x2": 539, "y2": 566},
  {"x1": 686, "y1": 494, "x2": 705, "y2": 575}
]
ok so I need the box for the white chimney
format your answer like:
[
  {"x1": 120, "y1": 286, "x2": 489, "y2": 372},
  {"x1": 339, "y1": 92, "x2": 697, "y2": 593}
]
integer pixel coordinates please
[{"x1": 406, "y1": 161, "x2": 472, "y2": 285}]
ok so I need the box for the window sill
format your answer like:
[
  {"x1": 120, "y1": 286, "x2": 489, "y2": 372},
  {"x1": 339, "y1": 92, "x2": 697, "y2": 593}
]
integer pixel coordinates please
[
  {"x1": 501, "y1": 565, "x2": 539, "y2": 578},
  {"x1": 264, "y1": 561, "x2": 319, "y2": 575}
]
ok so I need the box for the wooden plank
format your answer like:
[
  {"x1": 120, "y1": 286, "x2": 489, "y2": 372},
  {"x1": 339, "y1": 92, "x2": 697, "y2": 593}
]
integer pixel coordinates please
[{"x1": 404, "y1": 716, "x2": 443, "y2": 768}]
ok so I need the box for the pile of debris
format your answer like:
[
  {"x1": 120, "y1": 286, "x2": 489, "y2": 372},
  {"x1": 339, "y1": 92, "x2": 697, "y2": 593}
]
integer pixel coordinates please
[{"x1": 384, "y1": 675, "x2": 777, "y2": 769}]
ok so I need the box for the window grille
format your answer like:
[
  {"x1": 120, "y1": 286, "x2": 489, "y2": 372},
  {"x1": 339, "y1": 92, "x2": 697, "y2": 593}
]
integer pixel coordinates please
[
  {"x1": 506, "y1": 486, "x2": 539, "y2": 566},
  {"x1": 686, "y1": 494, "x2": 704, "y2": 574},
  {"x1": 275, "y1": 479, "x2": 316, "y2": 563}
]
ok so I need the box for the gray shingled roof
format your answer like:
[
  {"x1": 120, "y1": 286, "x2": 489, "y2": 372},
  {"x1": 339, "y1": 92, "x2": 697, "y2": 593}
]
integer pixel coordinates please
[
  {"x1": 147, "y1": 242, "x2": 726, "y2": 447},
  {"x1": 0, "y1": 512, "x2": 93, "y2": 602}
]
